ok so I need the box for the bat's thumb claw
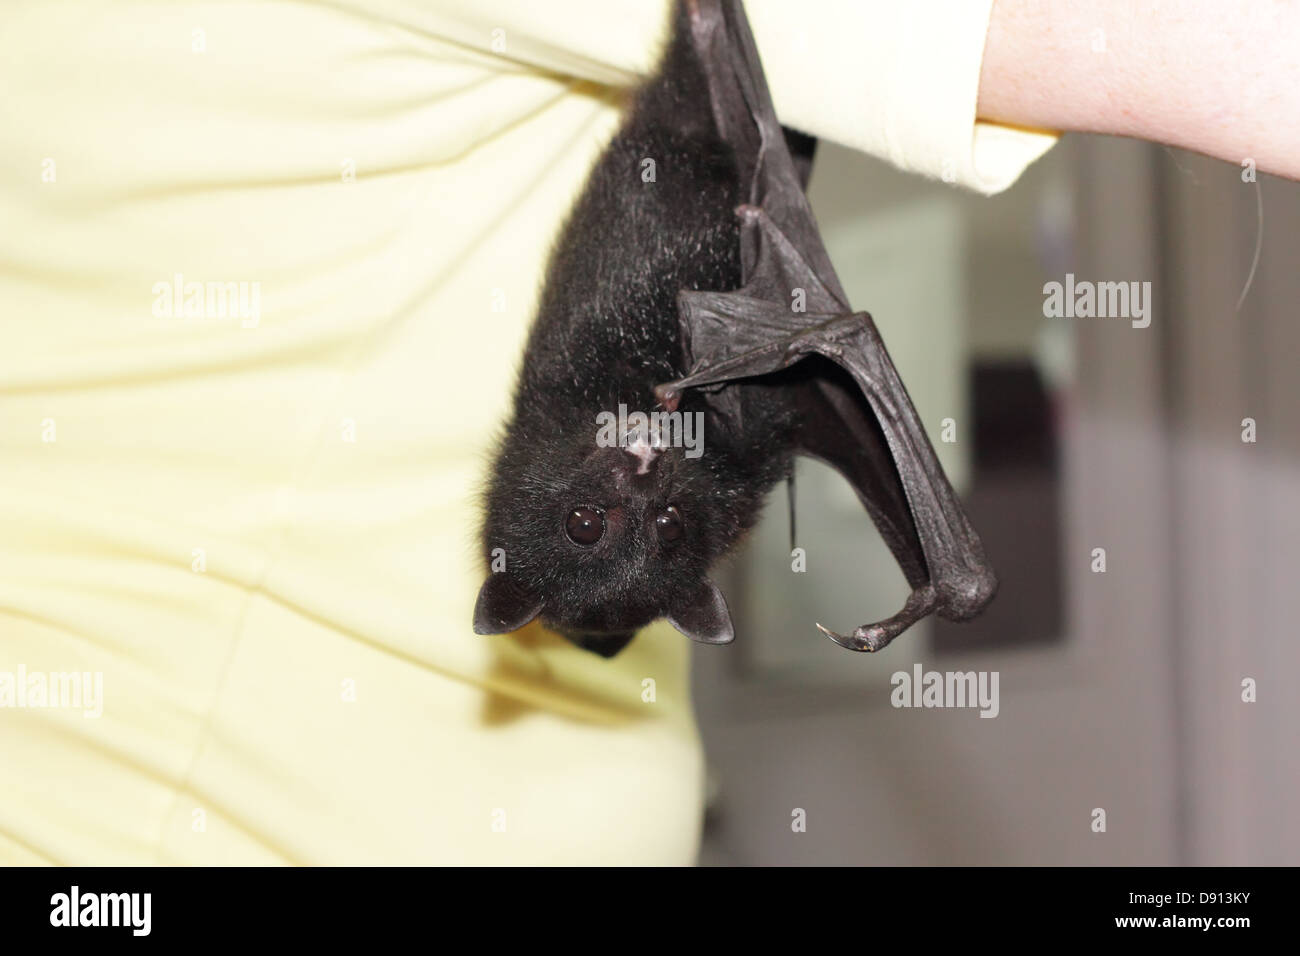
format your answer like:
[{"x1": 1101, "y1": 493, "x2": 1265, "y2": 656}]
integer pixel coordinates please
[
  {"x1": 653, "y1": 383, "x2": 681, "y2": 411},
  {"x1": 816, "y1": 621, "x2": 896, "y2": 653},
  {"x1": 821, "y1": 586, "x2": 940, "y2": 653},
  {"x1": 816, "y1": 622, "x2": 877, "y2": 652}
]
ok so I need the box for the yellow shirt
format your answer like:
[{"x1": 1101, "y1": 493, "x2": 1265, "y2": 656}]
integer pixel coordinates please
[{"x1": 0, "y1": 0, "x2": 1054, "y2": 864}]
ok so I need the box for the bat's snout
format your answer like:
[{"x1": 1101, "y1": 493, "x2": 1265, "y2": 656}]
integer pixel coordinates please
[{"x1": 622, "y1": 433, "x2": 663, "y2": 476}]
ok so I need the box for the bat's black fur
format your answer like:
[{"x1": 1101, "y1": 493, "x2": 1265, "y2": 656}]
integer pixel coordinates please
[
  {"x1": 478, "y1": 0, "x2": 996, "y2": 657},
  {"x1": 476, "y1": 2, "x2": 795, "y2": 656}
]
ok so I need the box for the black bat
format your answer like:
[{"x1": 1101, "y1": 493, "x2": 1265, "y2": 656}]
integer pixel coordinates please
[{"x1": 474, "y1": 0, "x2": 996, "y2": 658}]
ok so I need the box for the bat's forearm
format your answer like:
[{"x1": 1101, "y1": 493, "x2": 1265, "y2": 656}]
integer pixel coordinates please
[{"x1": 978, "y1": 0, "x2": 1300, "y2": 181}]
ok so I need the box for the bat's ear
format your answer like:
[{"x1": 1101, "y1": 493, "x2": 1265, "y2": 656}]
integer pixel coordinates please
[
  {"x1": 473, "y1": 573, "x2": 543, "y2": 635},
  {"x1": 667, "y1": 579, "x2": 735, "y2": 645}
]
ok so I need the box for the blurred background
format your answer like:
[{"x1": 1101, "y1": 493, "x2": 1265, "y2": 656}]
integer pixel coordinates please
[{"x1": 694, "y1": 134, "x2": 1300, "y2": 865}]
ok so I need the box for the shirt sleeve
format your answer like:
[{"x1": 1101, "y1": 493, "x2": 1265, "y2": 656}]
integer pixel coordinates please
[
  {"x1": 408, "y1": 0, "x2": 1060, "y2": 194},
  {"x1": 747, "y1": 0, "x2": 1060, "y2": 194}
]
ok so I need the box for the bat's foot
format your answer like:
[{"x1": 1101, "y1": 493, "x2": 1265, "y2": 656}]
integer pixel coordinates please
[{"x1": 816, "y1": 585, "x2": 938, "y2": 653}]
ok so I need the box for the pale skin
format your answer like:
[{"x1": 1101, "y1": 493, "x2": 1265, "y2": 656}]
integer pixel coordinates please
[{"x1": 978, "y1": 0, "x2": 1300, "y2": 181}]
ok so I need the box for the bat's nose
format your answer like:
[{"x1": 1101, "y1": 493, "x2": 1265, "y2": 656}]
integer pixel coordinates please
[{"x1": 623, "y1": 435, "x2": 662, "y2": 475}]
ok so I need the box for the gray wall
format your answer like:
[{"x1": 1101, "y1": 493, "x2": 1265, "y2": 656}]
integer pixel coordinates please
[{"x1": 694, "y1": 135, "x2": 1299, "y2": 866}]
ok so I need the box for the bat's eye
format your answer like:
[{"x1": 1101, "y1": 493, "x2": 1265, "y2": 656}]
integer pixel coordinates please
[
  {"x1": 656, "y1": 505, "x2": 683, "y2": 544},
  {"x1": 565, "y1": 506, "x2": 605, "y2": 546}
]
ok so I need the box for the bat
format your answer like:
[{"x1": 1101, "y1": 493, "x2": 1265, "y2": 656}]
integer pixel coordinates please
[{"x1": 474, "y1": 0, "x2": 996, "y2": 658}]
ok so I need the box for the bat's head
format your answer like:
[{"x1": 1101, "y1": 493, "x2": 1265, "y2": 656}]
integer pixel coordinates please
[{"x1": 474, "y1": 408, "x2": 743, "y2": 657}]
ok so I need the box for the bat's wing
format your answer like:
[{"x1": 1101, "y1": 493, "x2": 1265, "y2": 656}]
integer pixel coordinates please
[{"x1": 655, "y1": 0, "x2": 996, "y2": 651}]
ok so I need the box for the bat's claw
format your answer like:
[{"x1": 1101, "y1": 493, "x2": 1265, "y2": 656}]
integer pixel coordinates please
[
  {"x1": 816, "y1": 621, "x2": 891, "y2": 653},
  {"x1": 816, "y1": 585, "x2": 939, "y2": 653},
  {"x1": 653, "y1": 383, "x2": 682, "y2": 412}
]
